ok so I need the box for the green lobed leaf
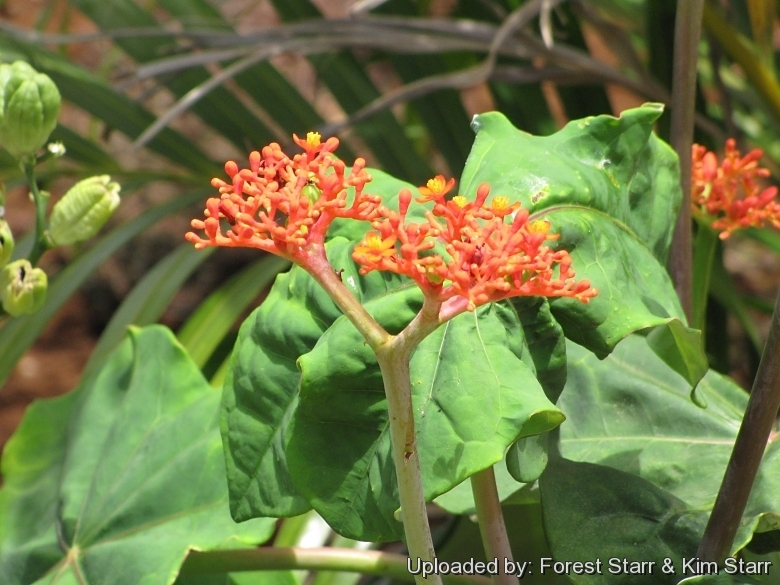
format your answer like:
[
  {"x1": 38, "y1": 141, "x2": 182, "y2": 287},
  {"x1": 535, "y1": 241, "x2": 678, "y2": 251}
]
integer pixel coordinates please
[
  {"x1": 558, "y1": 334, "x2": 780, "y2": 554},
  {"x1": 460, "y1": 106, "x2": 706, "y2": 385},
  {"x1": 646, "y1": 319, "x2": 708, "y2": 403},
  {"x1": 506, "y1": 433, "x2": 549, "y2": 484},
  {"x1": 511, "y1": 297, "x2": 568, "y2": 403},
  {"x1": 540, "y1": 457, "x2": 707, "y2": 585},
  {"x1": 0, "y1": 326, "x2": 274, "y2": 585},
  {"x1": 220, "y1": 237, "x2": 405, "y2": 521},
  {"x1": 287, "y1": 290, "x2": 563, "y2": 541}
]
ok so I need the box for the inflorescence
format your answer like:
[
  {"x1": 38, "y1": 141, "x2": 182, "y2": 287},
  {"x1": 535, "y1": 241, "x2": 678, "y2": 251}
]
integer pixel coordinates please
[
  {"x1": 186, "y1": 135, "x2": 597, "y2": 316},
  {"x1": 692, "y1": 138, "x2": 780, "y2": 239}
]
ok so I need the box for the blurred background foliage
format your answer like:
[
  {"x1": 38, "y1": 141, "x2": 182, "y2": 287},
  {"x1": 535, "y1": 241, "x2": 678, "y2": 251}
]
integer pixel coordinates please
[{"x1": 1, "y1": 0, "x2": 780, "y2": 451}]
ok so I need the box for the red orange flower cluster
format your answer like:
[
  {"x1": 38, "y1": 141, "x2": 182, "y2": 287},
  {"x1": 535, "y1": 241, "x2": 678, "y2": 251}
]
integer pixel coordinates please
[
  {"x1": 187, "y1": 133, "x2": 597, "y2": 318},
  {"x1": 352, "y1": 175, "x2": 597, "y2": 314},
  {"x1": 185, "y1": 132, "x2": 382, "y2": 264},
  {"x1": 691, "y1": 139, "x2": 780, "y2": 239}
]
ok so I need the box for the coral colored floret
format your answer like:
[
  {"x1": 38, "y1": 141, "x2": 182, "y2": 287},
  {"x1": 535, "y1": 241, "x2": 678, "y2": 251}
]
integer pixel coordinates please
[
  {"x1": 692, "y1": 139, "x2": 780, "y2": 239},
  {"x1": 416, "y1": 174, "x2": 456, "y2": 203},
  {"x1": 187, "y1": 137, "x2": 597, "y2": 319},
  {"x1": 185, "y1": 134, "x2": 381, "y2": 264},
  {"x1": 352, "y1": 178, "x2": 597, "y2": 314}
]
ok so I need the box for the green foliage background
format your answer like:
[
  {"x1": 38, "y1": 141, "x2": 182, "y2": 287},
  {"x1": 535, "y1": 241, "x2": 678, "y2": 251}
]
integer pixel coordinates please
[{"x1": 2, "y1": 0, "x2": 780, "y2": 584}]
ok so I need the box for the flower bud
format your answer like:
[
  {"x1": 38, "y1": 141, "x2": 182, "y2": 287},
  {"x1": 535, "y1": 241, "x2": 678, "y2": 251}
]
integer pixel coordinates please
[
  {"x1": 0, "y1": 259, "x2": 47, "y2": 316},
  {"x1": 0, "y1": 61, "x2": 61, "y2": 160},
  {"x1": 48, "y1": 175, "x2": 121, "y2": 246},
  {"x1": 0, "y1": 219, "x2": 13, "y2": 267},
  {"x1": 302, "y1": 182, "x2": 321, "y2": 205}
]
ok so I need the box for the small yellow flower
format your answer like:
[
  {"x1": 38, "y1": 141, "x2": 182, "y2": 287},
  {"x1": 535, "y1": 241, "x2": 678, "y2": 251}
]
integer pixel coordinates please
[
  {"x1": 452, "y1": 196, "x2": 468, "y2": 208},
  {"x1": 529, "y1": 220, "x2": 551, "y2": 234},
  {"x1": 353, "y1": 231, "x2": 397, "y2": 265},
  {"x1": 427, "y1": 176, "x2": 446, "y2": 193},
  {"x1": 306, "y1": 132, "x2": 321, "y2": 147},
  {"x1": 417, "y1": 175, "x2": 456, "y2": 202},
  {"x1": 491, "y1": 196, "x2": 510, "y2": 211}
]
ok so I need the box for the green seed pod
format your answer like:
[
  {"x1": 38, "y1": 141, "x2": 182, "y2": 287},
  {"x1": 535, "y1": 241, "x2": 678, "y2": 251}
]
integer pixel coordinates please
[
  {"x1": 0, "y1": 219, "x2": 13, "y2": 267},
  {"x1": 0, "y1": 61, "x2": 61, "y2": 160},
  {"x1": 0, "y1": 259, "x2": 47, "y2": 316},
  {"x1": 48, "y1": 175, "x2": 121, "y2": 246},
  {"x1": 302, "y1": 182, "x2": 321, "y2": 205}
]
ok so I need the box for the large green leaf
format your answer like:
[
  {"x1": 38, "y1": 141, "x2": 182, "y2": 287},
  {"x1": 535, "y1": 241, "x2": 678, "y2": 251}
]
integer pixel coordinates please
[
  {"x1": 540, "y1": 457, "x2": 707, "y2": 585},
  {"x1": 459, "y1": 106, "x2": 706, "y2": 385},
  {"x1": 558, "y1": 334, "x2": 780, "y2": 554},
  {"x1": 432, "y1": 301, "x2": 564, "y2": 514},
  {"x1": 286, "y1": 290, "x2": 563, "y2": 541},
  {"x1": 0, "y1": 326, "x2": 274, "y2": 585},
  {"x1": 220, "y1": 237, "x2": 405, "y2": 522}
]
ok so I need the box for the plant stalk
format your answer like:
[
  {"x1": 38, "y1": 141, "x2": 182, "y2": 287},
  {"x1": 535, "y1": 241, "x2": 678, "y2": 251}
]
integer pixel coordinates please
[
  {"x1": 24, "y1": 162, "x2": 50, "y2": 267},
  {"x1": 305, "y1": 249, "x2": 390, "y2": 349},
  {"x1": 691, "y1": 222, "x2": 718, "y2": 334},
  {"x1": 376, "y1": 344, "x2": 442, "y2": 585},
  {"x1": 668, "y1": 0, "x2": 705, "y2": 323},
  {"x1": 697, "y1": 285, "x2": 780, "y2": 562},
  {"x1": 304, "y1": 250, "x2": 441, "y2": 585},
  {"x1": 470, "y1": 467, "x2": 519, "y2": 585},
  {"x1": 179, "y1": 547, "x2": 490, "y2": 585}
]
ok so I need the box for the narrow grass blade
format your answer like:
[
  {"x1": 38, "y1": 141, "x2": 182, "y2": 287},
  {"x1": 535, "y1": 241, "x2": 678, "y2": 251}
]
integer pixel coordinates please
[
  {"x1": 270, "y1": 0, "x2": 433, "y2": 184},
  {"x1": 70, "y1": 0, "x2": 277, "y2": 150},
  {"x1": 156, "y1": 0, "x2": 349, "y2": 156},
  {"x1": 0, "y1": 36, "x2": 218, "y2": 174}
]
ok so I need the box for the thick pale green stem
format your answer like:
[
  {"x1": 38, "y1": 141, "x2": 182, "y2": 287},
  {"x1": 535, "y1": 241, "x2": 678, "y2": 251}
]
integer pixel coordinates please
[
  {"x1": 304, "y1": 250, "x2": 441, "y2": 585},
  {"x1": 179, "y1": 547, "x2": 491, "y2": 585},
  {"x1": 376, "y1": 344, "x2": 442, "y2": 585},
  {"x1": 304, "y1": 250, "x2": 390, "y2": 349},
  {"x1": 24, "y1": 162, "x2": 50, "y2": 267},
  {"x1": 692, "y1": 223, "x2": 718, "y2": 334},
  {"x1": 470, "y1": 467, "x2": 519, "y2": 585}
]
